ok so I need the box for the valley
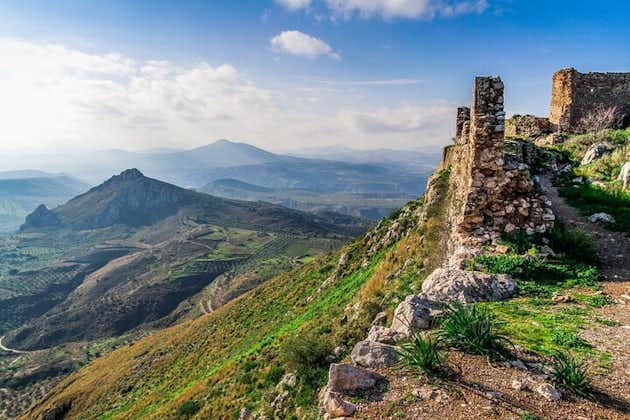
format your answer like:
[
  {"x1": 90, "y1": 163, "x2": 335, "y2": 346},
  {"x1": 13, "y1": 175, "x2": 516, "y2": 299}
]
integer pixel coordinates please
[{"x1": 0, "y1": 169, "x2": 365, "y2": 417}]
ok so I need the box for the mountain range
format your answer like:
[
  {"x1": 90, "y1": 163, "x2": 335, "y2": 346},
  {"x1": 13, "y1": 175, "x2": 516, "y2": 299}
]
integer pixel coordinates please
[
  {"x1": 1, "y1": 169, "x2": 365, "y2": 356},
  {"x1": 3, "y1": 140, "x2": 433, "y2": 224},
  {"x1": 0, "y1": 172, "x2": 88, "y2": 232}
]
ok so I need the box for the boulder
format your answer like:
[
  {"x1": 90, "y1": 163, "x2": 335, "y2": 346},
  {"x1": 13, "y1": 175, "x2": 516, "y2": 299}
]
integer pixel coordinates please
[
  {"x1": 367, "y1": 326, "x2": 404, "y2": 344},
  {"x1": 327, "y1": 363, "x2": 384, "y2": 393},
  {"x1": 589, "y1": 212, "x2": 615, "y2": 224},
  {"x1": 350, "y1": 340, "x2": 399, "y2": 368},
  {"x1": 535, "y1": 383, "x2": 561, "y2": 401},
  {"x1": 618, "y1": 161, "x2": 630, "y2": 190},
  {"x1": 321, "y1": 389, "x2": 356, "y2": 417},
  {"x1": 581, "y1": 143, "x2": 610, "y2": 165},
  {"x1": 390, "y1": 295, "x2": 432, "y2": 337},
  {"x1": 421, "y1": 268, "x2": 517, "y2": 304}
]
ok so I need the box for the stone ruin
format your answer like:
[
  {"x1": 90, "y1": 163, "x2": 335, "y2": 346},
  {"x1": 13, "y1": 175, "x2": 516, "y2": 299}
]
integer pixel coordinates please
[
  {"x1": 319, "y1": 76, "x2": 558, "y2": 419},
  {"x1": 550, "y1": 67, "x2": 630, "y2": 132},
  {"x1": 424, "y1": 76, "x2": 555, "y2": 265},
  {"x1": 505, "y1": 114, "x2": 553, "y2": 138}
]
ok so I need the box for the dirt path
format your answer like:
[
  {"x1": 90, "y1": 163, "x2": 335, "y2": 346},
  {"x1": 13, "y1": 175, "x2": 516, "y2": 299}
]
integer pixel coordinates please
[
  {"x1": 540, "y1": 175, "x2": 630, "y2": 281},
  {"x1": 541, "y1": 175, "x2": 630, "y2": 409},
  {"x1": 0, "y1": 336, "x2": 29, "y2": 354}
]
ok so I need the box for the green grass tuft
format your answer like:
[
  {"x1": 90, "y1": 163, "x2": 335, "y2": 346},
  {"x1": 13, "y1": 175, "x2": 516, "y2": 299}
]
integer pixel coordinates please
[
  {"x1": 438, "y1": 303, "x2": 511, "y2": 359},
  {"x1": 551, "y1": 351, "x2": 593, "y2": 397},
  {"x1": 397, "y1": 334, "x2": 444, "y2": 374}
]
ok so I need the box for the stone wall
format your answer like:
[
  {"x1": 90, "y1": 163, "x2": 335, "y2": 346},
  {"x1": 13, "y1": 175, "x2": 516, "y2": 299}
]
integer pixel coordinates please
[
  {"x1": 550, "y1": 68, "x2": 630, "y2": 132},
  {"x1": 423, "y1": 76, "x2": 554, "y2": 266},
  {"x1": 505, "y1": 114, "x2": 553, "y2": 139}
]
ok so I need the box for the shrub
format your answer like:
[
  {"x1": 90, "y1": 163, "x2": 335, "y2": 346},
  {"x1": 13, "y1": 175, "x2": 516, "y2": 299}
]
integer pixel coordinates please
[
  {"x1": 397, "y1": 333, "x2": 444, "y2": 374},
  {"x1": 177, "y1": 400, "x2": 201, "y2": 418},
  {"x1": 549, "y1": 223, "x2": 598, "y2": 264},
  {"x1": 551, "y1": 352, "x2": 592, "y2": 397},
  {"x1": 281, "y1": 330, "x2": 333, "y2": 382},
  {"x1": 438, "y1": 304, "x2": 511, "y2": 358}
]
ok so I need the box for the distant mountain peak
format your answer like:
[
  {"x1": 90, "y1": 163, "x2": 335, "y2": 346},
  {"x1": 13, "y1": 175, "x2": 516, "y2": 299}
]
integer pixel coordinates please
[{"x1": 116, "y1": 168, "x2": 144, "y2": 180}]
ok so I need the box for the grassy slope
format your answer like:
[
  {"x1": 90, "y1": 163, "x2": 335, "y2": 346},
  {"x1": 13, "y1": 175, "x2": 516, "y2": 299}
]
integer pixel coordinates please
[
  {"x1": 553, "y1": 128, "x2": 630, "y2": 233},
  {"x1": 24, "y1": 167, "x2": 452, "y2": 419}
]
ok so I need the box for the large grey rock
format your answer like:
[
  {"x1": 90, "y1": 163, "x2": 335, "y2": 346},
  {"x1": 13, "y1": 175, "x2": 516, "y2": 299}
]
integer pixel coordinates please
[
  {"x1": 618, "y1": 161, "x2": 630, "y2": 190},
  {"x1": 321, "y1": 388, "x2": 356, "y2": 417},
  {"x1": 367, "y1": 325, "x2": 404, "y2": 344},
  {"x1": 421, "y1": 268, "x2": 517, "y2": 303},
  {"x1": 390, "y1": 295, "x2": 432, "y2": 337},
  {"x1": 581, "y1": 143, "x2": 610, "y2": 165},
  {"x1": 350, "y1": 340, "x2": 399, "y2": 368},
  {"x1": 328, "y1": 363, "x2": 384, "y2": 393},
  {"x1": 589, "y1": 212, "x2": 615, "y2": 224}
]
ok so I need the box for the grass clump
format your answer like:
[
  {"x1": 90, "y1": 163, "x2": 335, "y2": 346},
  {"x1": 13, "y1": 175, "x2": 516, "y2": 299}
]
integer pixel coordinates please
[
  {"x1": 176, "y1": 400, "x2": 200, "y2": 418},
  {"x1": 551, "y1": 351, "x2": 593, "y2": 397},
  {"x1": 397, "y1": 334, "x2": 444, "y2": 374},
  {"x1": 551, "y1": 329, "x2": 591, "y2": 350},
  {"x1": 281, "y1": 329, "x2": 333, "y2": 384},
  {"x1": 549, "y1": 223, "x2": 598, "y2": 264},
  {"x1": 438, "y1": 303, "x2": 511, "y2": 359}
]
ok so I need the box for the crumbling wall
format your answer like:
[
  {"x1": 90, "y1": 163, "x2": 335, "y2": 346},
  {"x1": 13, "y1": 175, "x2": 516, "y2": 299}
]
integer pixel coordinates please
[
  {"x1": 550, "y1": 68, "x2": 630, "y2": 132},
  {"x1": 505, "y1": 114, "x2": 552, "y2": 139},
  {"x1": 423, "y1": 76, "x2": 554, "y2": 266}
]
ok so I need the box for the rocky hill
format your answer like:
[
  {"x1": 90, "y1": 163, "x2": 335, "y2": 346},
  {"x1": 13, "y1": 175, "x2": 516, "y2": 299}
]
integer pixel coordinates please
[{"x1": 22, "y1": 73, "x2": 630, "y2": 420}]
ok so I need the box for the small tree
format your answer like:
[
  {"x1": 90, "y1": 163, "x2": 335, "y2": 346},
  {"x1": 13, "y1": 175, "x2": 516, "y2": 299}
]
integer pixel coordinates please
[{"x1": 577, "y1": 105, "x2": 621, "y2": 133}]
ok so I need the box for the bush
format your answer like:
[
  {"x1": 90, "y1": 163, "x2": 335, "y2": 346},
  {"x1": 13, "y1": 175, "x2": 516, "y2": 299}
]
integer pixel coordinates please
[
  {"x1": 281, "y1": 330, "x2": 333, "y2": 382},
  {"x1": 397, "y1": 334, "x2": 444, "y2": 374},
  {"x1": 177, "y1": 400, "x2": 201, "y2": 418},
  {"x1": 549, "y1": 223, "x2": 598, "y2": 264},
  {"x1": 551, "y1": 352, "x2": 592, "y2": 397},
  {"x1": 438, "y1": 304, "x2": 511, "y2": 358}
]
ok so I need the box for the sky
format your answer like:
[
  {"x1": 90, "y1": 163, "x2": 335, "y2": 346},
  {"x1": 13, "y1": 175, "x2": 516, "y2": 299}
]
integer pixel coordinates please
[{"x1": 0, "y1": 0, "x2": 629, "y2": 155}]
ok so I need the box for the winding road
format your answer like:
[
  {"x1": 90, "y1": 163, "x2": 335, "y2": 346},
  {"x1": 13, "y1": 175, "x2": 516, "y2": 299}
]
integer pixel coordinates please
[{"x1": 0, "y1": 335, "x2": 29, "y2": 354}]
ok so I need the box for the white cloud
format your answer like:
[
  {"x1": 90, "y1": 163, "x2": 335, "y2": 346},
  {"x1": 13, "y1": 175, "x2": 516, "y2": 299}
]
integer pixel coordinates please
[
  {"x1": 270, "y1": 30, "x2": 340, "y2": 60},
  {"x1": 325, "y1": 0, "x2": 488, "y2": 20},
  {"x1": 275, "y1": 0, "x2": 312, "y2": 11},
  {"x1": 0, "y1": 38, "x2": 453, "y2": 158},
  {"x1": 339, "y1": 102, "x2": 453, "y2": 134}
]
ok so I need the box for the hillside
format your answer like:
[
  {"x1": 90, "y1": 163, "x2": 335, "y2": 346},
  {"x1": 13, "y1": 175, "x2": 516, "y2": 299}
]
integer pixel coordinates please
[
  {"x1": 0, "y1": 174, "x2": 87, "y2": 232},
  {"x1": 0, "y1": 169, "x2": 369, "y2": 416},
  {"x1": 203, "y1": 178, "x2": 415, "y2": 220},
  {"x1": 23, "y1": 74, "x2": 630, "y2": 420}
]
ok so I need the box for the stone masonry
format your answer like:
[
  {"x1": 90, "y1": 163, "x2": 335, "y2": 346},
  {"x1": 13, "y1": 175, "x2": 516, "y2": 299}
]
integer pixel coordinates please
[
  {"x1": 505, "y1": 114, "x2": 553, "y2": 139},
  {"x1": 550, "y1": 68, "x2": 630, "y2": 132},
  {"x1": 422, "y1": 76, "x2": 555, "y2": 266}
]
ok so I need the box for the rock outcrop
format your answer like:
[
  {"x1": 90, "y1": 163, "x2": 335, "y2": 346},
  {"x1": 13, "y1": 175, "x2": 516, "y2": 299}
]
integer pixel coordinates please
[
  {"x1": 21, "y1": 204, "x2": 61, "y2": 230},
  {"x1": 421, "y1": 268, "x2": 517, "y2": 304},
  {"x1": 327, "y1": 363, "x2": 384, "y2": 393},
  {"x1": 581, "y1": 143, "x2": 611, "y2": 165}
]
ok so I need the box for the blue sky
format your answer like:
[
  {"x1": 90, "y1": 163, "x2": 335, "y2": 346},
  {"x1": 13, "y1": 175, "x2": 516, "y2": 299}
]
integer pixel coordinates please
[{"x1": 1, "y1": 0, "x2": 629, "y2": 154}]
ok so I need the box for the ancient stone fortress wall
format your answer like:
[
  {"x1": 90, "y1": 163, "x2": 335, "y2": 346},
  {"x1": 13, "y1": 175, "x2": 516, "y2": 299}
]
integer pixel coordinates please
[
  {"x1": 550, "y1": 68, "x2": 630, "y2": 131},
  {"x1": 505, "y1": 114, "x2": 553, "y2": 138},
  {"x1": 423, "y1": 76, "x2": 555, "y2": 266}
]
